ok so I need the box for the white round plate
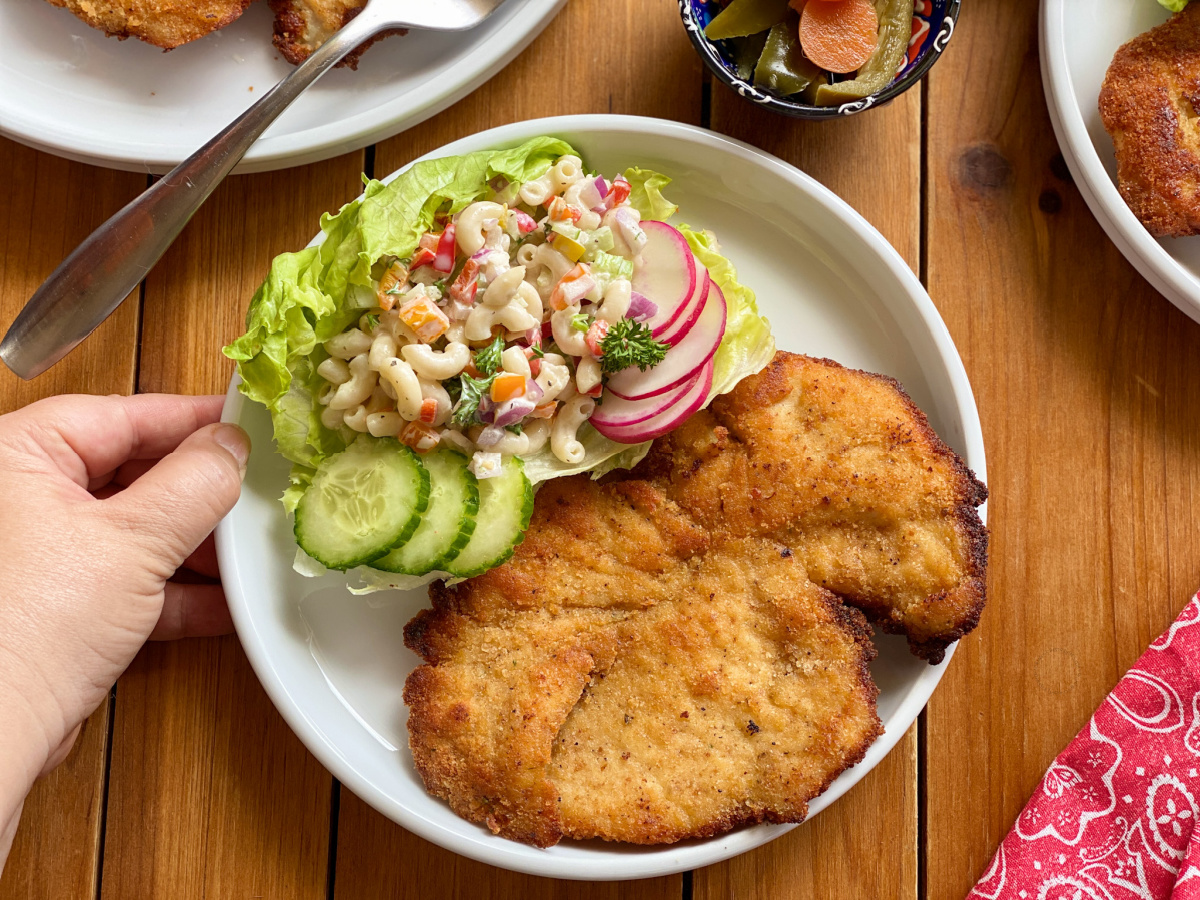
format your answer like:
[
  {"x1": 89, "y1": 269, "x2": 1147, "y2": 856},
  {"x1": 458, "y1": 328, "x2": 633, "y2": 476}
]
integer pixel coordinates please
[
  {"x1": 0, "y1": 0, "x2": 563, "y2": 174},
  {"x1": 216, "y1": 115, "x2": 987, "y2": 880},
  {"x1": 1041, "y1": 0, "x2": 1200, "y2": 324}
]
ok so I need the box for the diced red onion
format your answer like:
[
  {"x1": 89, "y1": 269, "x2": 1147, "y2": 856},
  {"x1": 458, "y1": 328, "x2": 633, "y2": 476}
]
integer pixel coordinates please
[
  {"x1": 493, "y1": 397, "x2": 537, "y2": 427},
  {"x1": 525, "y1": 378, "x2": 544, "y2": 402},
  {"x1": 627, "y1": 291, "x2": 658, "y2": 322},
  {"x1": 541, "y1": 320, "x2": 553, "y2": 341},
  {"x1": 522, "y1": 327, "x2": 542, "y2": 348},
  {"x1": 476, "y1": 424, "x2": 506, "y2": 448},
  {"x1": 594, "y1": 175, "x2": 609, "y2": 200},
  {"x1": 477, "y1": 395, "x2": 495, "y2": 424}
]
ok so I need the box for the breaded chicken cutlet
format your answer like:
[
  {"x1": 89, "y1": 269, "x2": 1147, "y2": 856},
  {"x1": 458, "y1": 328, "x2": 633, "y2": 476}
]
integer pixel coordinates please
[
  {"x1": 44, "y1": 0, "x2": 253, "y2": 49},
  {"x1": 43, "y1": 0, "x2": 401, "y2": 66},
  {"x1": 1100, "y1": 4, "x2": 1200, "y2": 237},
  {"x1": 404, "y1": 352, "x2": 988, "y2": 847},
  {"x1": 269, "y1": 0, "x2": 406, "y2": 68},
  {"x1": 638, "y1": 352, "x2": 988, "y2": 663}
]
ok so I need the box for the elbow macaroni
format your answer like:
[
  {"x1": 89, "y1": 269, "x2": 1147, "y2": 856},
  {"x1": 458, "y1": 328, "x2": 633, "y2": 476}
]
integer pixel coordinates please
[
  {"x1": 455, "y1": 201, "x2": 504, "y2": 256},
  {"x1": 551, "y1": 395, "x2": 594, "y2": 464},
  {"x1": 401, "y1": 341, "x2": 469, "y2": 381}
]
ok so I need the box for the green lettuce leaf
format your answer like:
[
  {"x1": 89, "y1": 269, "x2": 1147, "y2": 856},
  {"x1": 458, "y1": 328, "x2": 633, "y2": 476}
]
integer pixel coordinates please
[
  {"x1": 624, "y1": 167, "x2": 679, "y2": 221},
  {"x1": 1159, "y1": 0, "x2": 1189, "y2": 11},
  {"x1": 680, "y1": 225, "x2": 776, "y2": 398}
]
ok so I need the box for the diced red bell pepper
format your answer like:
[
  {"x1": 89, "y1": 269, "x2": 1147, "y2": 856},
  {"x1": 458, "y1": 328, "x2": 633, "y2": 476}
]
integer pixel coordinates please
[
  {"x1": 513, "y1": 210, "x2": 538, "y2": 234},
  {"x1": 450, "y1": 258, "x2": 480, "y2": 305},
  {"x1": 411, "y1": 246, "x2": 436, "y2": 270},
  {"x1": 585, "y1": 319, "x2": 609, "y2": 358},
  {"x1": 524, "y1": 346, "x2": 541, "y2": 378},
  {"x1": 433, "y1": 223, "x2": 457, "y2": 273},
  {"x1": 583, "y1": 382, "x2": 603, "y2": 398},
  {"x1": 606, "y1": 175, "x2": 631, "y2": 209}
]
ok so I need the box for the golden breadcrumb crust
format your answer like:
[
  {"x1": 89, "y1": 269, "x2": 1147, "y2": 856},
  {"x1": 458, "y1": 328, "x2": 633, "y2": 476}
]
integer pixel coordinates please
[
  {"x1": 1100, "y1": 4, "x2": 1200, "y2": 237},
  {"x1": 44, "y1": 0, "x2": 252, "y2": 49},
  {"x1": 403, "y1": 353, "x2": 988, "y2": 847}
]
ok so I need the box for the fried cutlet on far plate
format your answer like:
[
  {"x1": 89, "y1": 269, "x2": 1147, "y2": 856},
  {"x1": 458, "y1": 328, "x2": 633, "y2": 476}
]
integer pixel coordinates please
[
  {"x1": 44, "y1": 0, "x2": 253, "y2": 49},
  {"x1": 639, "y1": 352, "x2": 988, "y2": 663},
  {"x1": 1100, "y1": 4, "x2": 1200, "y2": 237},
  {"x1": 404, "y1": 478, "x2": 881, "y2": 847},
  {"x1": 269, "y1": 0, "x2": 405, "y2": 67}
]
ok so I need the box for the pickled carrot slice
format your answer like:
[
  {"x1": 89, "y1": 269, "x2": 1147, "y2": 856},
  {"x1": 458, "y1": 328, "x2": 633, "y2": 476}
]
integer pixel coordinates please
[{"x1": 799, "y1": 0, "x2": 878, "y2": 74}]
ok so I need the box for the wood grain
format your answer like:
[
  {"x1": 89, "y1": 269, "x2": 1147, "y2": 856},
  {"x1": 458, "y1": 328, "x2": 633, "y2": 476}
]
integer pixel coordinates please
[
  {"x1": 692, "y1": 88, "x2": 923, "y2": 900},
  {"x1": 924, "y1": 1, "x2": 1200, "y2": 896},
  {"x1": 99, "y1": 154, "x2": 367, "y2": 900},
  {"x1": 332, "y1": 2, "x2": 695, "y2": 896},
  {"x1": 0, "y1": 138, "x2": 143, "y2": 900}
]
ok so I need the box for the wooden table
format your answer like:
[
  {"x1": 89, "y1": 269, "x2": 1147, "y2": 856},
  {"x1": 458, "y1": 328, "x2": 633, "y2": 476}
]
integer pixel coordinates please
[{"x1": 3, "y1": 0, "x2": 1200, "y2": 896}]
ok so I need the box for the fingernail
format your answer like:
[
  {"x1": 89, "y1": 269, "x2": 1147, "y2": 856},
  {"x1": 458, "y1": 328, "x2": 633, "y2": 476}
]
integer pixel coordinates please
[{"x1": 213, "y1": 424, "x2": 250, "y2": 477}]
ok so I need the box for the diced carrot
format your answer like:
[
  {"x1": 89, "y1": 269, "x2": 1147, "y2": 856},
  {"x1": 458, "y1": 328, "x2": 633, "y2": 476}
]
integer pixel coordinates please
[
  {"x1": 419, "y1": 232, "x2": 440, "y2": 252},
  {"x1": 377, "y1": 261, "x2": 408, "y2": 310},
  {"x1": 799, "y1": 0, "x2": 878, "y2": 74},
  {"x1": 400, "y1": 420, "x2": 440, "y2": 453},
  {"x1": 419, "y1": 397, "x2": 439, "y2": 424},
  {"x1": 399, "y1": 295, "x2": 450, "y2": 343},
  {"x1": 528, "y1": 402, "x2": 557, "y2": 419},
  {"x1": 585, "y1": 319, "x2": 609, "y2": 358},
  {"x1": 549, "y1": 263, "x2": 594, "y2": 311},
  {"x1": 548, "y1": 196, "x2": 583, "y2": 223},
  {"x1": 463, "y1": 359, "x2": 484, "y2": 379},
  {"x1": 490, "y1": 372, "x2": 527, "y2": 402}
]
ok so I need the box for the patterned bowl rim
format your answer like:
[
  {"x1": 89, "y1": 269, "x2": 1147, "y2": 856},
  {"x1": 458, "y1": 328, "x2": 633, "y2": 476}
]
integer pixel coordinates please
[{"x1": 679, "y1": 0, "x2": 962, "y2": 118}]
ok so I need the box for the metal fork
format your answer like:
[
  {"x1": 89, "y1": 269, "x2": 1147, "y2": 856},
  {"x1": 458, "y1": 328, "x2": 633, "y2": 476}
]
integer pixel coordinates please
[{"x1": 0, "y1": 0, "x2": 507, "y2": 380}]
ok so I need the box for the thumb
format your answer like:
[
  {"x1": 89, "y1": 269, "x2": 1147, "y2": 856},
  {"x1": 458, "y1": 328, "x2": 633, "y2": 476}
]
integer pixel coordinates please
[{"x1": 106, "y1": 423, "x2": 249, "y2": 572}]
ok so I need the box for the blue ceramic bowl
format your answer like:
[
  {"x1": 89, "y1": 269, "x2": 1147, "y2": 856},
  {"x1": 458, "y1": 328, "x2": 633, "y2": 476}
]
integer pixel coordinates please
[{"x1": 680, "y1": 0, "x2": 961, "y2": 118}]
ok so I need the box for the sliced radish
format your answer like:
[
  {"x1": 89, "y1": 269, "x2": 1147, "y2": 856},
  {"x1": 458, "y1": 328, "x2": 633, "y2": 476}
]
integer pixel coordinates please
[
  {"x1": 607, "y1": 282, "x2": 727, "y2": 401},
  {"x1": 590, "y1": 367, "x2": 703, "y2": 429},
  {"x1": 656, "y1": 270, "x2": 710, "y2": 346},
  {"x1": 593, "y1": 359, "x2": 714, "y2": 443},
  {"x1": 632, "y1": 222, "x2": 695, "y2": 334}
]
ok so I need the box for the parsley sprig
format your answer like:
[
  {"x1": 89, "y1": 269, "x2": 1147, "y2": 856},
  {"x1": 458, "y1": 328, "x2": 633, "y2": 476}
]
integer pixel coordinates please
[
  {"x1": 598, "y1": 319, "x2": 669, "y2": 375},
  {"x1": 473, "y1": 334, "x2": 505, "y2": 377},
  {"x1": 451, "y1": 373, "x2": 493, "y2": 427}
]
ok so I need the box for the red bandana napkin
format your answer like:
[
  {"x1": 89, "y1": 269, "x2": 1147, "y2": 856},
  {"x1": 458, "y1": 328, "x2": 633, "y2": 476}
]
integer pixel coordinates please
[{"x1": 970, "y1": 593, "x2": 1200, "y2": 900}]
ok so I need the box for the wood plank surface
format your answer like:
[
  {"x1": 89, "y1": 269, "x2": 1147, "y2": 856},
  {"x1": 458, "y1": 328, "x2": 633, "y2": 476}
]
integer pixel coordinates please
[
  {"x1": 692, "y1": 87, "x2": 923, "y2": 900},
  {"x1": 0, "y1": 139, "x2": 144, "y2": 900},
  {"x1": 924, "y1": 1, "x2": 1200, "y2": 896},
  {"x1": 331, "y1": 2, "x2": 698, "y2": 897},
  {"x1": 98, "y1": 154, "x2": 367, "y2": 900}
]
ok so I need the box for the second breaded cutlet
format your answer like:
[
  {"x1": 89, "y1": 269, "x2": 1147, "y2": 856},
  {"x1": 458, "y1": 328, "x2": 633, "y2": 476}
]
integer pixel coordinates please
[
  {"x1": 44, "y1": 0, "x2": 253, "y2": 49},
  {"x1": 1100, "y1": 4, "x2": 1200, "y2": 237}
]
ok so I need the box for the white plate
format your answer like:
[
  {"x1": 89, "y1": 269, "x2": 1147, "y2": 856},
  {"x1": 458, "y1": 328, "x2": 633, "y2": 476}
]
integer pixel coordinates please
[
  {"x1": 0, "y1": 0, "x2": 563, "y2": 174},
  {"x1": 1041, "y1": 0, "x2": 1200, "y2": 324},
  {"x1": 216, "y1": 115, "x2": 988, "y2": 880}
]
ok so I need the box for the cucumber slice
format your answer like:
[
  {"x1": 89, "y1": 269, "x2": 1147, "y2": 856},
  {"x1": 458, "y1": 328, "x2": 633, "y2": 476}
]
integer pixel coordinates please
[
  {"x1": 443, "y1": 455, "x2": 534, "y2": 578},
  {"x1": 294, "y1": 437, "x2": 430, "y2": 570},
  {"x1": 372, "y1": 448, "x2": 479, "y2": 575}
]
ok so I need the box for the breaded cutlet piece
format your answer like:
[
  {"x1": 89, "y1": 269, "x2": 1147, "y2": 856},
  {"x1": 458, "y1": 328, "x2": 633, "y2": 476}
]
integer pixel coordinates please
[
  {"x1": 43, "y1": 0, "x2": 252, "y2": 49},
  {"x1": 268, "y1": 0, "x2": 405, "y2": 68},
  {"x1": 405, "y1": 483, "x2": 881, "y2": 847},
  {"x1": 639, "y1": 352, "x2": 988, "y2": 663},
  {"x1": 1100, "y1": 4, "x2": 1200, "y2": 236}
]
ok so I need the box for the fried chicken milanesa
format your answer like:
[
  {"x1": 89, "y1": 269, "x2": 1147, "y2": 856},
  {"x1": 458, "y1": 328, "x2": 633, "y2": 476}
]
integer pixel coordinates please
[
  {"x1": 269, "y1": 0, "x2": 406, "y2": 68},
  {"x1": 404, "y1": 352, "x2": 988, "y2": 847},
  {"x1": 44, "y1": 0, "x2": 253, "y2": 49},
  {"x1": 1100, "y1": 3, "x2": 1200, "y2": 237}
]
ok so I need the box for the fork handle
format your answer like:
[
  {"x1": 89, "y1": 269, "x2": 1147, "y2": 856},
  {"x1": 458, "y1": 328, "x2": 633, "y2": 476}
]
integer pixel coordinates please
[{"x1": 0, "y1": 8, "x2": 388, "y2": 381}]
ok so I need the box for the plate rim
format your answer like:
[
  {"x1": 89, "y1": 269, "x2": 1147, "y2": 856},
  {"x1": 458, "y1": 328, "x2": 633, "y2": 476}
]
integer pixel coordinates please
[
  {"x1": 1039, "y1": 0, "x2": 1200, "y2": 325},
  {"x1": 0, "y1": 0, "x2": 564, "y2": 175},
  {"x1": 216, "y1": 113, "x2": 987, "y2": 879}
]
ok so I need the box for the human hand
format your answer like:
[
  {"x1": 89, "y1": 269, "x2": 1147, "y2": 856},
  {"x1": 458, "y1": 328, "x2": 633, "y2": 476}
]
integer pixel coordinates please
[{"x1": 0, "y1": 393, "x2": 249, "y2": 866}]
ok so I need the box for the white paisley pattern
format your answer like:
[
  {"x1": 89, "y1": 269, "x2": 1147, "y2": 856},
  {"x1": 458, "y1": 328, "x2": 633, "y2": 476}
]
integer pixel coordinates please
[{"x1": 970, "y1": 593, "x2": 1200, "y2": 900}]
